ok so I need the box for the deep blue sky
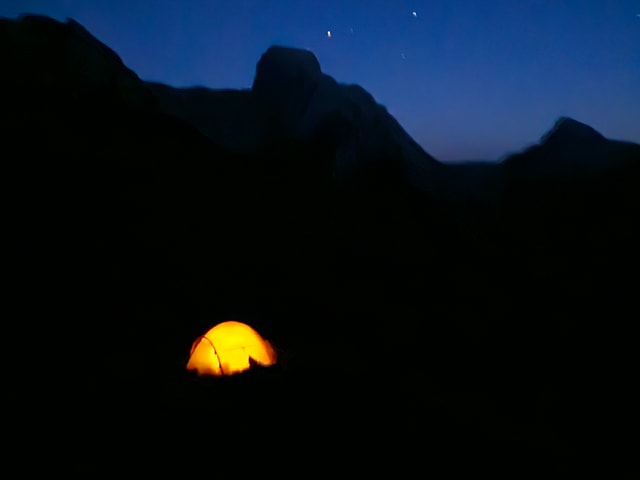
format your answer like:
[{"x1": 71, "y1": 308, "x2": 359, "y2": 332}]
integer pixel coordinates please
[{"x1": 2, "y1": 1, "x2": 639, "y2": 161}]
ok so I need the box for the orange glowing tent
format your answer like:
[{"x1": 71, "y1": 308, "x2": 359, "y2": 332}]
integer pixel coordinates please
[{"x1": 186, "y1": 321, "x2": 277, "y2": 376}]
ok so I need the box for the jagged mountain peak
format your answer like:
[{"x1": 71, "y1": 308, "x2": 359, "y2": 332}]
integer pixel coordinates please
[{"x1": 539, "y1": 116, "x2": 605, "y2": 146}]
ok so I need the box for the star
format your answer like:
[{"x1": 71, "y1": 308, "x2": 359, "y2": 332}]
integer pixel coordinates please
[
  {"x1": 412, "y1": 11, "x2": 417, "y2": 17},
  {"x1": 327, "y1": 30, "x2": 332, "y2": 38}
]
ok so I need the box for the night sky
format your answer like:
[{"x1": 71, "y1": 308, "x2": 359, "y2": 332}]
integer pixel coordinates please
[{"x1": 2, "y1": 1, "x2": 638, "y2": 162}]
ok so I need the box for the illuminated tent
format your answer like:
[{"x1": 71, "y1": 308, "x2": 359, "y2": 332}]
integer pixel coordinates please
[{"x1": 186, "y1": 321, "x2": 277, "y2": 376}]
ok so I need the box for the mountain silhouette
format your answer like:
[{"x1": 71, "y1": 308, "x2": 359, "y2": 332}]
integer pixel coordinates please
[
  {"x1": 502, "y1": 116, "x2": 639, "y2": 178},
  {"x1": 2, "y1": 13, "x2": 639, "y2": 472},
  {"x1": 148, "y1": 44, "x2": 444, "y2": 192},
  {"x1": 540, "y1": 116, "x2": 605, "y2": 145}
]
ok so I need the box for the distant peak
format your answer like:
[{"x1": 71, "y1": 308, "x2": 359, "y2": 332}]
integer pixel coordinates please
[
  {"x1": 254, "y1": 45, "x2": 321, "y2": 77},
  {"x1": 553, "y1": 116, "x2": 594, "y2": 131},
  {"x1": 251, "y1": 44, "x2": 322, "y2": 111},
  {"x1": 540, "y1": 116, "x2": 605, "y2": 145},
  {"x1": 263, "y1": 44, "x2": 320, "y2": 60}
]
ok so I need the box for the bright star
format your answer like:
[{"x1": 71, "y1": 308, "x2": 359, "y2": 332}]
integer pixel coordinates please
[
  {"x1": 412, "y1": 11, "x2": 417, "y2": 17},
  {"x1": 327, "y1": 30, "x2": 332, "y2": 38}
]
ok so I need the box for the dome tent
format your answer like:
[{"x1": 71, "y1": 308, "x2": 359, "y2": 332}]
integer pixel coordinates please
[{"x1": 186, "y1": 321, "x2": 277, "y2": 376}]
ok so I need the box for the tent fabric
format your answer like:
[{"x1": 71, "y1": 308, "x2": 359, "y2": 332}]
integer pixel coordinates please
[{"x1": 186, "y1": 321, "x2": 277, "y2": 376}]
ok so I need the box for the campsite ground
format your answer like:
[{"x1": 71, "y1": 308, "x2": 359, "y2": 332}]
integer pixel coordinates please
[{"x1": 61, "y1": 312, "x2": 581, "y2": 476}]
